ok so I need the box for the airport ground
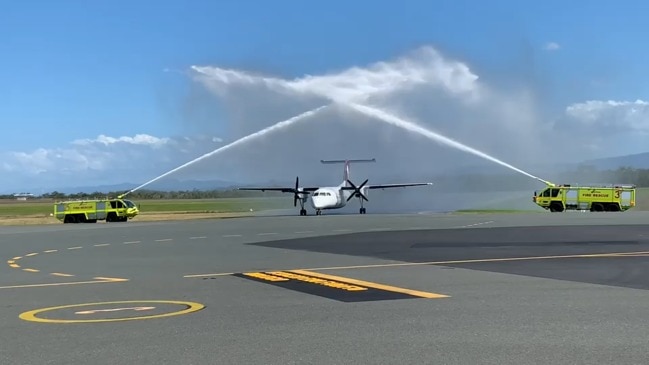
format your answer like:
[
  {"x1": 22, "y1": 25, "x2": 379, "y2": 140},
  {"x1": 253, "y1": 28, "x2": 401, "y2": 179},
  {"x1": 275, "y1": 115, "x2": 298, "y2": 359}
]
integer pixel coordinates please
[{"x1": 1, "y1": 205, "x2": 649, "y2": 364}]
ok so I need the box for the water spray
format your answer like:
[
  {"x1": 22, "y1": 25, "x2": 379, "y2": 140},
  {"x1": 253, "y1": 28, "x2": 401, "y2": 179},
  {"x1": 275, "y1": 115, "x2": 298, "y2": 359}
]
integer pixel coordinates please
[
  {"x1": 343, "y1": 102, "x2": 552, "y2": 185},
  {"x1": 120, "y1": 105, "x2": 330, "y2": 198}
]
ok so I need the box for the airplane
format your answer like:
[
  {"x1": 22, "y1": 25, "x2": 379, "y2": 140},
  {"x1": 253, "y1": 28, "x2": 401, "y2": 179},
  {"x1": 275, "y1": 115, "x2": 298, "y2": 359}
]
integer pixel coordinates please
[{"x1": 238, "y1": 158, "x2": 433, "y2": 216}]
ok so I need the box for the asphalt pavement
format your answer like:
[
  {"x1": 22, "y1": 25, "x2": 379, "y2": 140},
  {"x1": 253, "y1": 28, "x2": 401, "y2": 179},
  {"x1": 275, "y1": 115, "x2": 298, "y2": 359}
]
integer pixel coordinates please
[{"x1": 1, "y1": 211, "x2": 648, "y2": 364}]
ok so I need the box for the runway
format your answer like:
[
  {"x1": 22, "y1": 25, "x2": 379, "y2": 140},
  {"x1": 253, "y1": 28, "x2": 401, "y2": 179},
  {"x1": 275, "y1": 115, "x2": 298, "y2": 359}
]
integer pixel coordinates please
[{"x1": 1, "y1": 211, "x2": 649, "y2": 364}]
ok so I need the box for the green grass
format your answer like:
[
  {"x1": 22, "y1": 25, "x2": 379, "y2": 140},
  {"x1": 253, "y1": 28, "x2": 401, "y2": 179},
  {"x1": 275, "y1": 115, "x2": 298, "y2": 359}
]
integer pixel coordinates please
[{"x1": 0, "y1": 197, "x2": 292, "y2": 217}]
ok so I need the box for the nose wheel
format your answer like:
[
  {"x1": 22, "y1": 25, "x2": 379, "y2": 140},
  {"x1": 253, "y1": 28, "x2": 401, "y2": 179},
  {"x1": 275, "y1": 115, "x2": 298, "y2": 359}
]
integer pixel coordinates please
[{"x1": 316, "y1": 209, "x2": 322, "y2": 215}]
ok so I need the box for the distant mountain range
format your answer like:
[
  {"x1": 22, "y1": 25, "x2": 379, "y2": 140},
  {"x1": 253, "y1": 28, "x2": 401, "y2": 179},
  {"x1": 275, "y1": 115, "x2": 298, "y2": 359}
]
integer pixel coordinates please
[{"x1": 581, "y1": 152, "x2": 649, "y2": 169}]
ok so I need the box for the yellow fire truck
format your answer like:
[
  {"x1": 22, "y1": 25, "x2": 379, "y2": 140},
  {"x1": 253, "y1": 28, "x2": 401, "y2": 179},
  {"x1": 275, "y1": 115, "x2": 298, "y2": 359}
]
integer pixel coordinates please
[
  {"x1": 533, "y1": 182, "x2": 636, "y2": 212},
  {"x1": 53, "y1": 196, "x2": 140, "y2": 223}
]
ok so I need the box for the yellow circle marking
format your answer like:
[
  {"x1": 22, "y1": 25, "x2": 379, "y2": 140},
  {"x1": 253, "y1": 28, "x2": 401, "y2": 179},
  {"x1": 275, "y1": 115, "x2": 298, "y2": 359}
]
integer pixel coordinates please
[{"x1": 19, "y1": 300, "x2": 205, "y2": 324}]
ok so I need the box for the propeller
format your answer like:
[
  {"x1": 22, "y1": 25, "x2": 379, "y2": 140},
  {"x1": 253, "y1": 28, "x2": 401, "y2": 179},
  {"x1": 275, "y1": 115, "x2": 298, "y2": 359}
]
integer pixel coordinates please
[
  {"x1": 293, "y1": 176, "x2": 301, "y2": 207},
  {"x1": 346, "y1": 179, "x2": 369, "y2": 202}
]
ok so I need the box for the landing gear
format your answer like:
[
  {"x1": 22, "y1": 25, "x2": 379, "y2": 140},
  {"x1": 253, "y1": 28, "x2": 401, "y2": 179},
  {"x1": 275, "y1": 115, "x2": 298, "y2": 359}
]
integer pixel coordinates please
[
  {"x1": 299, "y1": 209, "x2": 307, "y2": 216},
  {"x1": 359, "y1": 207, "x2": 366, "y2": 214},
  {"x1": 316, "y1": 209, "x2": 322, "y2": 215}
]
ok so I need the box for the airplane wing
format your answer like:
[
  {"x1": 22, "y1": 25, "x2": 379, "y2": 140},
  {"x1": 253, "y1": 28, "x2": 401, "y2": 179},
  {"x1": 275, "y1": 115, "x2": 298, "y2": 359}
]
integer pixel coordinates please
[
  {"x1": 367, "y1": 182, "x2": 433, "y2": 190},
  {"x1": 238, "y1": 186, "x2": 319, "y2": 193},
  {"x1": 340, "y1": 182, "x2": 433, "y2": 191}
]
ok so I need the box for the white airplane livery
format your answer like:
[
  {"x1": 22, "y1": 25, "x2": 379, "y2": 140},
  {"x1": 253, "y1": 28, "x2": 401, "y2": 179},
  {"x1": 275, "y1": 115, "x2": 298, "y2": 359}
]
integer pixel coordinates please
[{"x1": 238, "y1": 159, "x2": 433, "y2": 216}]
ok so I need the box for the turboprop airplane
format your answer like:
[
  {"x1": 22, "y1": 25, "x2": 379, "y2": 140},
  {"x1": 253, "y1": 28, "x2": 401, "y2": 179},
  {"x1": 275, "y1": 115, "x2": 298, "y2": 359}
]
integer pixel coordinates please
[{"x1": 238, "y1": 159, "x2": 433, "y2": 216}]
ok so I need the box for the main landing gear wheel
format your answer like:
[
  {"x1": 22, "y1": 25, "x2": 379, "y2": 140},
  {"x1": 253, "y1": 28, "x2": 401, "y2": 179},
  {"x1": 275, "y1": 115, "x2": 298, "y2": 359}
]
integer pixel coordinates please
[
  {"x1": 359, "y1": 208, "x2": 366, "y2": 214},
  {"x1": 299, "y1": 209, "x2": 307, "y2": 216},
  {"x1": 316, "y1": 209, "x2": 322, "y2": 215}
]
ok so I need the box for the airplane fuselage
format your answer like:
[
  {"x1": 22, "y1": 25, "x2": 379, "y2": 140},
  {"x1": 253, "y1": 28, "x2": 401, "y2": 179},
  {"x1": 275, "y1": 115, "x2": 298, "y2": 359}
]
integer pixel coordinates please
[
  {"x1": 310, "y1": 187, "x2": 346, "y2": 210},
  {"x1": 310, "y1": 184, "x2": 368, "y2": 210}
]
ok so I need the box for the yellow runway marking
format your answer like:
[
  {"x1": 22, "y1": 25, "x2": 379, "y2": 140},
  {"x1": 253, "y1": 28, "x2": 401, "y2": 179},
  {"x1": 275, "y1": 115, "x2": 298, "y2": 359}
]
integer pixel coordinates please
[
  {"x1": 9, "y1": 263, "x2": 20, "y2": 268},
  {"x1": 43, "y1": 250, "x2": 58, "y2": 253},
  {"x1": 300, "y1": 250, "x2": 649, "y2": 272},
  {"x1": 51, "y1": 273, "x2": 74, "y2": 277},
  {"x1": 19, "y1": 300, "x2": 203, "y2": 324},
  {"x1": 123, "y1": 241, "x2": 140, "y2": 244},
  {"x1": 12, "y1": 256, "x2": 22, "y2": 260},
  {"x1": 290, "y1": 270, "x2": 448, "y2": 298},
  {"x1": 183, "y1": 250, "x2": 649, "y2": 278},
  {"x1": 67, "y1": 246, "x2": 82, "y2": 250},
  {"x1": 0, "y1": 277, "x2": 128, "y2": 290},
  {"x1": 22, "y1": 268, "x2": 40, "y2": 272},
  {"x1": 94, "y1": 244, "x2": 110, "y2": 247},
  {"x1": 25, "y1": 253, "x2": 38, "y2": 257},
  {"x1": 184, "y1": 272, "x2": 234, "y2": 278}
]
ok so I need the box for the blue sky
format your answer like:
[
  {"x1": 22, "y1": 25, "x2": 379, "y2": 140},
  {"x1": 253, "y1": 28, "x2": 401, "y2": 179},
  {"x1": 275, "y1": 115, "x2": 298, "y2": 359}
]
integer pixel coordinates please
[{"x1": 2, "y1": 0, "x2": 649, "y2": 192}]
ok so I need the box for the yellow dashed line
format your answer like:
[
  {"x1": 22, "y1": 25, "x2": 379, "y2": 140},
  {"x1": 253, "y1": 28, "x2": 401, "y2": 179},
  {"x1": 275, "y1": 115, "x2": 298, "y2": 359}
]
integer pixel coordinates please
[
  {"x1": 67, "y1": 246, "x2": 82, "y2": 250},
  {"x1": 43, "y1": 249, "x2": 58, "y2": 253},
  {"x1": 51, "y1": 273, "x2": 74, "y2": 277},
  {"x1": 10, "y1": 263, "x2": 20, "y2": 268},
  {"x1": 25, "y1": 253, "x2": 38, "y2": 257},
  {"x1": 7, "y1": 260, "x2": 15, "y2": 264},
  {"x1": 94, "y1": 244, "x2": 110, "y2": 247},
  {"x1": 23, "y1": 268, "x2": 39, "y2": 273},
  {"x1": 12, "y1": 256, "x2": 22, "y2": 260},
  {"x1": 123, "y1": 241, "x2": 140, "y2": 244}
]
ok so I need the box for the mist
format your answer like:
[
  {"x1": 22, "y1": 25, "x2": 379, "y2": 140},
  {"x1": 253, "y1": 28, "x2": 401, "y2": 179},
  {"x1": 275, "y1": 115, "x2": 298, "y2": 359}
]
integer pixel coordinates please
[{"x1": 155, "y1": 45, "x2": 636, "y2": 212}]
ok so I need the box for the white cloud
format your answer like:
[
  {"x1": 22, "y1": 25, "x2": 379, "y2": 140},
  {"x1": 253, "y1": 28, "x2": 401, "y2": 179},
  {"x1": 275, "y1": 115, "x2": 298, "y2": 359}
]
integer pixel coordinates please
[
  {"x1": 71, "y1": 134, "x2": 171, "y2": 147},
  {"x1": 544, "y1": 42, "x2": 560, "y2": 51},
  {"x1": 3, "y1": 45, "x2": 647, "y2": 195},
  {"x1": 0, "y1": 134, "x2": 225, "y2": 192}
]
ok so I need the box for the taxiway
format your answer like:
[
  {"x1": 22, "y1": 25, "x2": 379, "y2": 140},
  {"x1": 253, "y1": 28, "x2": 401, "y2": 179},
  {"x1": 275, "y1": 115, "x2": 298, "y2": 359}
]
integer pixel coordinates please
[{"x1": 1, "y1": 211, "x2": 648, "y2": 364}]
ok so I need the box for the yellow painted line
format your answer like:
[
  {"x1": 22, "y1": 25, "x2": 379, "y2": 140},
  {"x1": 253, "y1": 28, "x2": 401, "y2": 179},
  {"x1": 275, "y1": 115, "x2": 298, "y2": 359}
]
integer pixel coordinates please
[
  {"x1": 123, "y1": 241, "x2": 140, "y2": 244},
  {"x1": 243, "y1": 272, "x2": 289, "y2": 282},
  {"x1": 0, "y1": 278, "x2": 129, "y2": 290},
  {"x1": 7, "y1": 260, "x2": 15, "y2": 264},
  {"x1": 23, "y1": 268, "x2": 40, "y2": 273},
  {"x1": 94, "y1": 244, "x2": 110, "y2": 247},
  {"x1": 25, "y1": 253, "x2": 38, "y2": 257},
  {"x1": 155, "y1": 238, "x2": 173, "y2": 242},
  {"x1": 51, "y1": 273, "x2": 74, "y2": 277},
  {"x1": 183, "y1": 272, "x2": 234, "y2": 278},
  {"x1": 19, "y1": 300, "x2": 204, "y2": 324},
  {"x1": 182, "y1": 250, "x2": 649, "y2": 279},
  {"x1": 93, "y1": 277, "x2": 129, "y2": 282},
  {"x1": 268, "y1": 271, "x2": 367, "y2": 291},
  {"x1": 43, "y1": 250, "x2": 58, "y2": 253},
  {"x1": 9, "y1": 263, "x2": 20, "y2": 268},
  {"x1": 67, "y1": 246, "x2": 83, "y2": 250},
  {"x1": 12, "y1": 256, "x2": 22, "y2": 260},
  {"x1": 300, "y1": 250, "x2": 649, "y2": 272},
  {"x1": 290, "y1": 270, "x2": 448, "y2": 298}
]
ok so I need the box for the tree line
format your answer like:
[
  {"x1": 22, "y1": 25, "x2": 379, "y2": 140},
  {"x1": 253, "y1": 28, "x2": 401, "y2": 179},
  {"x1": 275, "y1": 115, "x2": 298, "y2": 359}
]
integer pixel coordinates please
[{"x1": 1, "y1": 188, "x2": 282, "y2": 201}]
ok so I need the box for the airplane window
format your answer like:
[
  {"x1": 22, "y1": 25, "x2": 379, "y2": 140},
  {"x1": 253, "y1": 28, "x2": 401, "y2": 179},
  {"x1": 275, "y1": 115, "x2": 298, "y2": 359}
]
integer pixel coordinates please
[{"x1": 314, "y1": 192, "x2": 319, "y2": 196}]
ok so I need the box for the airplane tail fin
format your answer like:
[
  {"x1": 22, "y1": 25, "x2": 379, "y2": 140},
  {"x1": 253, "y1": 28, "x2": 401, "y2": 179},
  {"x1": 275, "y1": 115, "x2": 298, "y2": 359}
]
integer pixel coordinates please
[{"x1": 320, "y1": 158, "x2": 376, "y2": 185}]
